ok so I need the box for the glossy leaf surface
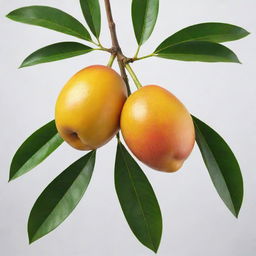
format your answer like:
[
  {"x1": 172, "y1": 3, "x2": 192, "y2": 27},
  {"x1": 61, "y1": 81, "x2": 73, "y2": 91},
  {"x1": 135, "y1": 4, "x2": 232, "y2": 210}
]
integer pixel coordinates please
[
  {"x1": 156, "y1": 41, "x2": 240, "y2": 63},
  {"x1": 155, "y1": 22, "x2": 249, "y2": 52},
  {"x1": 132, "y1": 0, "x2": 159, "y2": 45},
  {"x1": 6, "y1": 6, "x2": 91, "y2": 41},
  {"x1": 20, "y1": 42, "x2": 93, "y2": 67},
  {"x1": 80, "y1": 0, "x2": 101, "y2": 38},
  {"x1": 193, "y1": 116, "x2": 243, "y2": 217},
  {"x1": 28, "y1": 151, "x2": 96, "y2": 243},
  {"x1": 10, "y1": 120, "x2": 63, "y2": 181},
  {"x1": 115, "y1": 142, "x2": 162, "y2": 253}
]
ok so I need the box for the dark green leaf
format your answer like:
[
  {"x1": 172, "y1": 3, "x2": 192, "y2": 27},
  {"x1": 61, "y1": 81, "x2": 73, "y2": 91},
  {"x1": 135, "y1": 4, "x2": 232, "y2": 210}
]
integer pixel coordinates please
[
  {"x1": 6, "y1": 6, "x2": 91, "y2": 41},
  {"x1": 80, "y1": 0, "x2": 101, "y2": 38},
  {"x1": 156, "y1": 41, "x2": 240, "y2": 63},
  {"x1": 10, "y1": 120, "x2": 63, "y2": 181},
  {"x1": 115, "y1": 142, "x2": 162, "y2": 253},
  {"x1": 132, "y1": 0, "x2": 159, "y2": 45},
  {"x1": 28, "y1": 150, "x2": 96, "y2": 243},
  {"x1": 155, "y1": 22, "x2": 250, "y2": 52},
  {"x1": 192, "y1": 115, "x2": 243, "y2": 217},
  {"x1": 20, "y1": 42, "x2": 93, "y2": 68}
]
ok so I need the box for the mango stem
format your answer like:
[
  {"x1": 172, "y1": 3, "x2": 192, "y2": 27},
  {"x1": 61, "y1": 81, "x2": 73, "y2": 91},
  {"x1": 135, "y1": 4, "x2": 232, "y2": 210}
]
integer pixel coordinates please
[
  {"x1": 125, "y1": 64, "x2": 142, "y2": 89},
  {"x1": 107, "y1": 55, "x2": 116, "y2": 67},
  {"x1": 116, "y1": 132, "x2": 121, "y2": 142}
]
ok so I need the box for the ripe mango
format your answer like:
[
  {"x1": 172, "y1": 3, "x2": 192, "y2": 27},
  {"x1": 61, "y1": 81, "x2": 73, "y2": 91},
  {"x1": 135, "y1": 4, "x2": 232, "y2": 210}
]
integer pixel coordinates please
[
  {"x1": 55, "y1": 65, "x2": 127, "y2": 150},
  {"x1": 121, "y1": 85, "x2": 195, "y2": 172}
]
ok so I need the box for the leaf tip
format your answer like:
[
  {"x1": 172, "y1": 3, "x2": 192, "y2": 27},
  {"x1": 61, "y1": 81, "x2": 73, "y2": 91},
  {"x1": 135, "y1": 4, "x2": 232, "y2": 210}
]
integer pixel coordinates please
[
  {"x1": 232, "y1": 55, "x2": 241, "y2": 64},
  {"x1": 233, "y1": 208, "x2": 241, "y2": 218},
  {"x1": 5, "y1": 13, "x2": 11, "y2": 19},
  {"x1": 147, "y1": 242, "x2": 160, "y2": 254},
  {"x1": 5, "y1": 12, "x2": 16, "y2": 21},
  {"x1": 18, "y1": 63, "x2": 25, "y2": 69},
  {"x1": 28, "y1": 233, "x2": 42, "y2": 245},
  {"x1": 8, "y1": 173, "x2": 19, "y2": 181},
  {"x1": 8, "y1": 167, "x2": 15, "y2": 182},
  {"x1": 9, "y1": 163, "x2": 21, "y2": 181},
  {"x1": 28, "y1": 236, "x2": 36, "y2": 245},
  {"x1": 28, "y1": 223, "x2": 40, "y2": 245},
  {"x1": 152, "y1": 246, "x2": 159, "y2": 254},
  {"x1": 234, "y1": 58, "x2": 242, "y2": 64},
  {"x1": 19, "y1": 60, "x2": 30, "y2": 68},
  {"x1": 244, "y1": 30, "x2": 250, "y2": 37},
  {"x1": 231, "y1": 211, "x2": 239, "y2": 219},
  {"x1": 28, "y1": 233, "x2": 41, "y2": 244}
]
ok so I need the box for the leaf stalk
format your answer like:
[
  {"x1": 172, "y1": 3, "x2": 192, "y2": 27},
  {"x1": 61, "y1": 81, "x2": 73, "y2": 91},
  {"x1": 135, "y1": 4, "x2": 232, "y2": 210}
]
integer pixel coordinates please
[
  {"x1": 133, "y1": 45, "x2": 141, "y2": 59},
  {"x1": 134, "y1": 53, "x2": 155, "y2": 61}
]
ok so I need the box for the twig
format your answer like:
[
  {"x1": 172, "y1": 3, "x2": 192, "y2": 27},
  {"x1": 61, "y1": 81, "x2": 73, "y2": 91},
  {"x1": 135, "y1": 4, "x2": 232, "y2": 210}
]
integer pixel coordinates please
[{"x1": 104, "y1": 0, "x2": 131, "y2": 95}]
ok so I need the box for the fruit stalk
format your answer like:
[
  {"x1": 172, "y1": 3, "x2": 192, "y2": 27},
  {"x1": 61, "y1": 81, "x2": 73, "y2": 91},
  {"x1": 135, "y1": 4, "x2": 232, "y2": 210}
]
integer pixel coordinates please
[
  {"x1": 107, "y1": 55, "x2": 116, "y2": 67},
  {"x1": 104, "y1": 0, "x2": 131, "y2": 95},
  {"x1": 125, "y1": 64, "x2": 142, "y2": 89}
]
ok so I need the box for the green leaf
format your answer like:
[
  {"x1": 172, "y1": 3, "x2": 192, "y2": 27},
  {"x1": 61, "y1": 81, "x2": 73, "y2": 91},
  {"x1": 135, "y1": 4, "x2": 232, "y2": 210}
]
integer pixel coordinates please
[
  {"x1": 132, "y1": 0, "x2": 159, "y2": 45},
  {"x1": 20, "y1": 42, "x2": 93, "y2": 68},
  {"x1": 80, "y1": 0, "x2": 101, "y2": 38},
  {"x1": 10, "y1": 120, "x2": 63, "y2": 181},
  {"x1": 192, "y1": 116, "x2": 243, "y2": 217},
  {"x1": 156, "y1": 41, "x2": 240, "y2": 63},
  {"x1": 115, "y1": 142, "x2": 162, "y2": 253},
  {"x1": 6, "y1": 6, "x2": 91, "y2": 41},
  {"x1": 28, "y1": 150, "x2": 96, "y2": 243},
  {"x1": 155, "y1": 22, "x2": 250, "y2": 52}
]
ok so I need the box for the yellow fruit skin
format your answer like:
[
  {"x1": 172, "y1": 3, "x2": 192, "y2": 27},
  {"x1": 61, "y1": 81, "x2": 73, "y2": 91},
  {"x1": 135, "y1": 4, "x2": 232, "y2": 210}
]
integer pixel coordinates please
[
  {"x1": 120, "y1": 85, "x2": 195, "y2": 172},
  {"x1": 55, "y1": 65, "x2": 127, "y2": 150}
]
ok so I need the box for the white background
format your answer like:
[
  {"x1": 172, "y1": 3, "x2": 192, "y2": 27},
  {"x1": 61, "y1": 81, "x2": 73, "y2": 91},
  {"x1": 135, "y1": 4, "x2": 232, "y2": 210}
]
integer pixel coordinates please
[{"x1": 1, "y1": 0, "x2": 255, "y2": 255}]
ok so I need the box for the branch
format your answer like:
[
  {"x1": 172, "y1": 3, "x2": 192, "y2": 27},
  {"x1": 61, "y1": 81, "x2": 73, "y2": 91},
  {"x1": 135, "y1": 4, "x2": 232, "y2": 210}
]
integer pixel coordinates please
[{"x1": 104, "y1": 0, "x2": 131, "y2": 95}]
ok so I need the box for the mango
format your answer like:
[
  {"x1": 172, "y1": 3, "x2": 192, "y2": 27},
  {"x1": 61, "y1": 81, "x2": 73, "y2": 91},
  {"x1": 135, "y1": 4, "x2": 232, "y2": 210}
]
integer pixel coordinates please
[
  {"x1": 120, "y1": 85, "x2": 195, "y2": 172},
  {"x1": 55, "y1": 65, "x2": 127, "y2": 150}
]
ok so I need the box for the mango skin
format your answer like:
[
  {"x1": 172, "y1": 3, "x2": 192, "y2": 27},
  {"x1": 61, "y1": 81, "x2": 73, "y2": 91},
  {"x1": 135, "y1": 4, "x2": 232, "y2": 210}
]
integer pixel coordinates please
[
  {"x1": 55, "y1": 65, "x2": 127, "y2": 150},
  {"x1": 120, "y1": 85, "x2": 195, "y2": 172}
]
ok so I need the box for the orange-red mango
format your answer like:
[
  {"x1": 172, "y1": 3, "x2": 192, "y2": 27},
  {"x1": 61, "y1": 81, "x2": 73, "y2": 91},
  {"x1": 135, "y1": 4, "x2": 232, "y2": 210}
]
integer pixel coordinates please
[{"x1": 121, "y1": 85, "x2": 195, "y2": 172}]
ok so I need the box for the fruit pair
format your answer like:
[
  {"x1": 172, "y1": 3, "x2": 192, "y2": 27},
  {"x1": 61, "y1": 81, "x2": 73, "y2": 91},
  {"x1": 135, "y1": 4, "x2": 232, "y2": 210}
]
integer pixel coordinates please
[{"x1": 55, "y1": 65, "x2": 195, "y2": 172}]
